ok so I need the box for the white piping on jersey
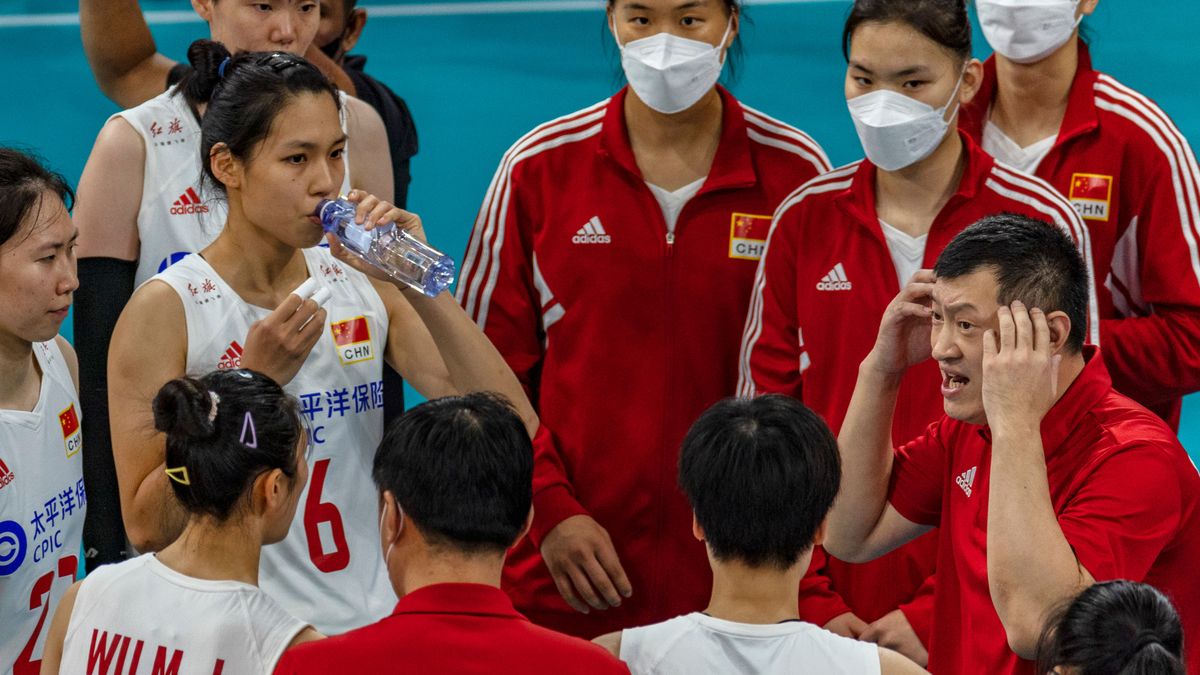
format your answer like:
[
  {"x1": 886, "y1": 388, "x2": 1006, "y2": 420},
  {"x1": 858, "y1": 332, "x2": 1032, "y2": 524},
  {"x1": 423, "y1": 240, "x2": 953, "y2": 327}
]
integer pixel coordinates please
[
  {"x1": 740, "y1": 105, "x2": 832, "y2": 173},
  {"x1": 1095, "y1": 77, "x2": 1200, "y2": 288},
  {"x1": 458, "y1": 99, "x2": 609, "y2": 326},
  {"x1": 1108, "y1": 215, "x2": 1145, "y2": 317},
  {"x1": 746, "y1": 129, "x2": 830, "y2": 172},
  {"x1": 736, "y1": 163, "x2": 860, "y2": 398},
  {"x1": 531, "y1": 252, "x2": 566, "y2": 338},
  {"x1": 984, "y1": 165, "x2": 1101, "y2": 345}
]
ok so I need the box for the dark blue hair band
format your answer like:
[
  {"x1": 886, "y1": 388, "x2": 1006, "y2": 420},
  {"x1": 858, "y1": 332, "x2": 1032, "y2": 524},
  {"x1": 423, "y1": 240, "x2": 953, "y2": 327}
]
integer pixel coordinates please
[{"x1": 217, "y1": 57, "x2": 231, "y2": 79}]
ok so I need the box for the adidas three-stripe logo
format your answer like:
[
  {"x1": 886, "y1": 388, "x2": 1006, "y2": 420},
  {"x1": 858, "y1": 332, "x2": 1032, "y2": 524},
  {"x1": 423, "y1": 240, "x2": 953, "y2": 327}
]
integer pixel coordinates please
[
  {"x1": 816, "y1": 263, "x2": 853, "y2": 291},
  {"x1": 956, "y1": 466, "x2": 977, "y2": 498},
  {"x1": 572, "y1": 216, "x2": 612, "y2": 244}
]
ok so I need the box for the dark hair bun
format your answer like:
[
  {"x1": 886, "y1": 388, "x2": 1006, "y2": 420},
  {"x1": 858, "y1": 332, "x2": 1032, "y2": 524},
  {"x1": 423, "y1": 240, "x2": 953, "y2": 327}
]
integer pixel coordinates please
[
  {"x1": 183, "y1": 39, "x2": 233, "y2": 104},
  {"x1": 153, "y1": 377, "x2": 217, "y2": 439}
]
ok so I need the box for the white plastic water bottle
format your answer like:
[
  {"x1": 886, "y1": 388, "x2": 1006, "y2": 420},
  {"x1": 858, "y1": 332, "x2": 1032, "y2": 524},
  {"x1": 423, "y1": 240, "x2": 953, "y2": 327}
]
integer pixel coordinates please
[{"x1": 316, "y1": 198, "x2": 456, "y2": 297}]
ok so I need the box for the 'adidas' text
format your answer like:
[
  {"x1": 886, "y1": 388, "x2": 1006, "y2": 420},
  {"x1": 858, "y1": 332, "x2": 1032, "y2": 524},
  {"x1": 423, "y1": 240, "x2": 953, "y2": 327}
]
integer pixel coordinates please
[
  {"x1": 218, "y1": 341, "x2": 244, "y2": 370},
  {"x1": 572, "y1": 216, "x2": 611, "y2": 244},
  {"x1": 956, "y1": 466, "x2": 977, "y2": 498},
  {"x1": 816, "y1": 263, "x2": 853, "y2": 291},
  {"x1": 171, "y1": 187, "x2": 209, "y2": 216}
]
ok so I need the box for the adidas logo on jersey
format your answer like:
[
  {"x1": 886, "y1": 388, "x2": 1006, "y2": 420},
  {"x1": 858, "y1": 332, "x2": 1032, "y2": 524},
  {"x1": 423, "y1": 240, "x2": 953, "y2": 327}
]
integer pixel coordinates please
[
  {"x1": 572, "y1": 217, "x2": 611, "y2": 244},
  {"x1": 170, "y1": 187, "x2": 209, "y2": 216},
  {"x1": 956, "y1": 466, "x2": 977, "y2": 498},
  {"x1": 816, "y1": 263, "x2": 853, "y2": 291},
  {"x1": 0, "y1": 457, "x2": 13, "y2": 490},
  {"x1": 218, "y1": 341, "x2": 244, "y2": 370}
]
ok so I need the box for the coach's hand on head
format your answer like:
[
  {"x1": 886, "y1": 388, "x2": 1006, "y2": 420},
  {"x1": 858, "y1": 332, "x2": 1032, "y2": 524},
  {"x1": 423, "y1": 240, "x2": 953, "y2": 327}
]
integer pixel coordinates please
[
  {"x1": 980, "y1": 301, "x2": 1064, "y2": 433},
  {"x1": 865, "y1": 270, "x2": 937, "y2": 378},
  {"x1": 541, "y1": 515, "x2": 633, "y2": 614}
]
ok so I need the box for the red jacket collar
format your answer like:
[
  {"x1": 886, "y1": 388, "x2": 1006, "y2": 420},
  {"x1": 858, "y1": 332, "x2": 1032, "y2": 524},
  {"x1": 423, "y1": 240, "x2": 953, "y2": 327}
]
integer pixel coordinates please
[
  {"x1": 961, "y1": 43, "x2": 1100, "y2": 150},
  {"x1": 977, "y1": 345, "x2": 1111, "y2": 451},
  {"x1": 391, "y1": 583, "x2": 525, "y2": 620},
  {"x1": 599, "y1": 85, "x2": 757, "y2": 194},
  {"x1": 834, "y1": 130, "x2": 994, "y2": 229}
]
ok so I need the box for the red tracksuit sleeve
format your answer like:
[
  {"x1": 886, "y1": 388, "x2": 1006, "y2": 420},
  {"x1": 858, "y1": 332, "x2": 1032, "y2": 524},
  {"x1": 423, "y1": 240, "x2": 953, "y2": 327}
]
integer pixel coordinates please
[
  {"x1": 457, "y1": 161, "x2": 588, "y2": 548},
  {"x1": 897, "y1": 574, "x2": 936, "y2": 647},
  {"x1": 1099, "y1": 137, "x2": 1200, "y2": 406},
  {"x1": 797, "y1": 546, "x2": 854, "y2": 627},
  {"x1": 738, "y1": 202, "x2": 805, "y2": 399}
]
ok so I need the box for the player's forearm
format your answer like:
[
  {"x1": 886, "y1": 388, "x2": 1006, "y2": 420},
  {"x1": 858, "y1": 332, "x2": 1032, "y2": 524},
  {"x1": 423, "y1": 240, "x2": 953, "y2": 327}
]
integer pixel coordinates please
[
  {"x1": 986, "y1": 425, "x2": 1092, "y2": 658},
  {"x1": 125, "y1": 471, "x2": 188, "y2": 552},
  {"x1": 827, "y1": 356, "x2": 903, "y2": 562},
  {"x1": 404, "y1": 291, "x2": 539, "y2": 435},
  {"x1": 80, "y1": 0, "x2": 166, "y2": 106}
]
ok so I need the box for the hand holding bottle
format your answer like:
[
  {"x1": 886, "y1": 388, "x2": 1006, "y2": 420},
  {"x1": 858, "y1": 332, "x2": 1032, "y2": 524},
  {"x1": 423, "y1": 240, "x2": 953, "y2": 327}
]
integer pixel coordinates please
[{"x1": 320, "y1": 190, "x2": 455, "y2": 297}]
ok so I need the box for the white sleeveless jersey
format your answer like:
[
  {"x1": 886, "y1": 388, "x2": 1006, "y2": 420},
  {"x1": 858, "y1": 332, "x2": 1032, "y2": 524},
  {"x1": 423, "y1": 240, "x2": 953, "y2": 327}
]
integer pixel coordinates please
[
  {"x1": 620, "y1": 613, "x2": 882, "y2": 675},
  {"x1": 116, "y1": 88, "x2": 354, "y2": 286},
  {"x1": 59, "y1": 554, "x2": 306, "y2": 675},
  {"x1": 0, "y1": 340, "x2": 85, "y2": 675},
  {"x1": 151, "y1": 248, "x2": 395, "y2": 633}
]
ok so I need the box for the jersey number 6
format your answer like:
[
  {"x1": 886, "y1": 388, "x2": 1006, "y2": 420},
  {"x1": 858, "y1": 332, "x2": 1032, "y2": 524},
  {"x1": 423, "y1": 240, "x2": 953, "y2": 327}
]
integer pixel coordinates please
[{"x1": 303, "y1": 458, "x2": 350, "y2": 573}]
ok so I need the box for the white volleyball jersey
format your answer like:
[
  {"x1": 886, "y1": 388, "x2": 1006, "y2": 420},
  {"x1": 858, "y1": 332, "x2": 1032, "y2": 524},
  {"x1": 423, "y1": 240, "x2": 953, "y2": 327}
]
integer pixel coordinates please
[
  {"x1": 0, "y1": 340, "x2": 85, "y2": 675},
  {"x1": 619, "y1": 613, "x2": 882, "y2": 675},
  {"x1": 60, "y1": 554, "x2": 306, "y2": 675},
  {"x1": 151, "y1": 248, "x2": 395, "y2": 633},
  {"x1": 117, "y1": 88, "x2": 354, "y2": 286}
]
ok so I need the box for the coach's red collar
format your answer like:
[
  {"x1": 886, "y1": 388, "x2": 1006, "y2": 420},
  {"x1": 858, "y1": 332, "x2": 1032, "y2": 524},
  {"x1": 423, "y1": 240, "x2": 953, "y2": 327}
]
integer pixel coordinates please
[{"x1": 390, "y1": 582, "x2": 526, "y2": 621}]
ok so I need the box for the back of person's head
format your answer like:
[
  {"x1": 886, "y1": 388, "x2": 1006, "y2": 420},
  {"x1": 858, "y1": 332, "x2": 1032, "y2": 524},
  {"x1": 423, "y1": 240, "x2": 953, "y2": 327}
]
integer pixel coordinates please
[
  {"x1": 678, "y1": 395, "x2": 840, "y2": 569},
  {"x1": 372, "y1": 393, "x2": 532, "y2": 555},
  {"x1": 153, "y1": 369, "x2": 304, "y2": 521},
  {"x1": 934, "y1": 213, "x2": 1089, "y2": 353},
  {"x1": 842, "y1": 0, "x2": 971, "y2": 61},
  {"x1": 1036, "y1": 581, "x2": 1185, "y2": 674},
  {"x1": 0, "y1": 147, "x2": 73, "y2": 248},
  {"x1": 176, "y1": 39, "x2": 340, "y2": 196}
]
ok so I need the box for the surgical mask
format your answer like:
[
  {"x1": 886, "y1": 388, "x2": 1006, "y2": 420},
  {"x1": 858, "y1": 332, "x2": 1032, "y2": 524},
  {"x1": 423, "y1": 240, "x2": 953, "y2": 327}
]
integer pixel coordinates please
[
  {"x1": 847, "y1": 71, "x2": 965, "y2": 172},
  {"x1": 615, "y1": 17, "x2": 732, "y2": 115},
  {"x1": 976, "y1": 0, "x2": 1082, "y2": 64}
]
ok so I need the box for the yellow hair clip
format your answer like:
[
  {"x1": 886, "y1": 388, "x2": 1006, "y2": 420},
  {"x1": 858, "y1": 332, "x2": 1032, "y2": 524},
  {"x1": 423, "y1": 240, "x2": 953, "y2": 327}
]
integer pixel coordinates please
[{"x1": 165, "y1": 466, "x2": 191, "y2": 486}]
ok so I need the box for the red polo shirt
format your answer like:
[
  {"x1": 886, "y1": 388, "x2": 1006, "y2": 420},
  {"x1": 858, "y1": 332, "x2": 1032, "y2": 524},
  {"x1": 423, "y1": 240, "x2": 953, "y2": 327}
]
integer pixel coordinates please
[
  {"x1": 458, "y1": 86, "x2": 830, "y2": 636},
  {"x1": 962, "y1": 45, "x2": 1200, "y2": 428},
  {"x1": 738, "y1": 132, "x2": 1099, "y2": 636},
  {"x1": 272, "y1": 583, "x2": 630, "y2": 674},
  {"x1": 889, "y1": 347, "x2": 1200, "y2": 674}
]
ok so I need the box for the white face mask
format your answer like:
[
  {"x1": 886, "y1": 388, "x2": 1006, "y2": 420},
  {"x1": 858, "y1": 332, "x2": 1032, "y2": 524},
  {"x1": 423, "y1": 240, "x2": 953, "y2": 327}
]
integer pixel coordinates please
[
  {"x1": 847, "y1": 71, "x2": 966, "y2": 172},
  {"x1": 615, "y1": 17, "x2": 732, "y2": 115},
  {"x1": 976, "y1": 0, "x2": 1082, "y2": 65}
]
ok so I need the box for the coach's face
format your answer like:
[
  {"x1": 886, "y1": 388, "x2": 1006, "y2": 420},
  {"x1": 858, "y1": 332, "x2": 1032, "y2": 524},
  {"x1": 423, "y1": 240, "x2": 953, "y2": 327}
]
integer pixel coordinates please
[{"x1": 930, "y1": 267, "x2": 1001, "y2": 426}]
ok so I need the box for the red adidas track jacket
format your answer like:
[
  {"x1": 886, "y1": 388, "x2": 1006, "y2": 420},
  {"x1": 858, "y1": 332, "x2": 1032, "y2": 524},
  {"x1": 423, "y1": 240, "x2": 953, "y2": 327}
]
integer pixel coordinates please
[{"x1": 458, "y1": 86, "x2": 830, "y2": 637}]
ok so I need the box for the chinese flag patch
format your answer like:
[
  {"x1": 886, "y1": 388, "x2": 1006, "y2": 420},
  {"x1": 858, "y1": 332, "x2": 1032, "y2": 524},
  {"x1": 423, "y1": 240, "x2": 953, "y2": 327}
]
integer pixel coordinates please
[
  {"x1": 1068, "y1": 173, "x2": 1113, "y2": 221},
  {"x1": 330, "y1": 316, "x2": 374, "y2": 365},
  {"x1": 60, "y1": 404, "x2": 82, "y2": 457},
  {"x1": 729, "y1": 213, "x2": 772, "y2": 261}
]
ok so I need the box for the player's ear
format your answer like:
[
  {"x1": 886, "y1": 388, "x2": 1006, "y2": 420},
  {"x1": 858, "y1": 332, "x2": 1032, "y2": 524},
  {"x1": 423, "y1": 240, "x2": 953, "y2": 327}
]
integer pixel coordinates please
[
  {"x1": 1080, "y1": 0, "x2": 1100, "y2": 18},
  {"x1": 342, "y1": 9, "x2": 368, "y2": 52},
  {"x1": 191, "y1": 0, "x2": 216, "y2": 23},
  {"x1": 812, "y1": 517, "x2": 828, "y2": 547},
  {"x1": 691, "y1": 514, "x2": 705, "y2": 543},
  {"x1": 1045, "y1": 310, "x2": 1072, "y2": 354},
  {"x1": 210, "y1": 143, "x2": 242, "y2": 191}
]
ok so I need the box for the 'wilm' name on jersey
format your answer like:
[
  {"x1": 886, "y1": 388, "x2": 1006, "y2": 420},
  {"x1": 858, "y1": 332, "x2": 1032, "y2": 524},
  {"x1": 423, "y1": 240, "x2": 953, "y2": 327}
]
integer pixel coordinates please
[{"x1": 87, "y1": 629, "x2": 226, "y2": 675}]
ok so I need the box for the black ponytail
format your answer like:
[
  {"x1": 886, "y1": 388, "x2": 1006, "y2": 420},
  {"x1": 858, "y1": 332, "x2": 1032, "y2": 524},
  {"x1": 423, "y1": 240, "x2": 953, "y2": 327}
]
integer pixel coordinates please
[
  {"x1": 154, "y1": 369, "x2": 304, "y2": 521},
  {"x1": 1036, "y1": 580, "x2": 1185, "y2": 675},
  {"x1": 842, "y1": 0, "x2": 971, "y2": 62},
  {"x1": 176, "y1": 39, "x2": 340, "y2": 198}
]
